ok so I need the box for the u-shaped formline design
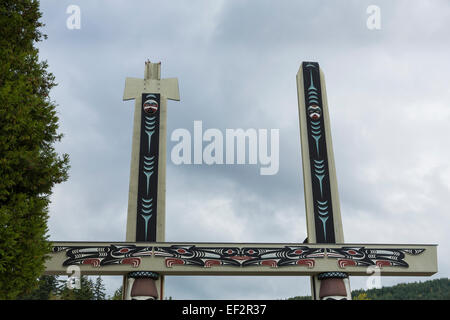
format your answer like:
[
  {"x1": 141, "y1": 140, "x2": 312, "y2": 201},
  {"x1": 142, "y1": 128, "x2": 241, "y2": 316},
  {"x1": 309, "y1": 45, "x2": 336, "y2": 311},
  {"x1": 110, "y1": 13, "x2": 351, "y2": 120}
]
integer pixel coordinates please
[
  {"x1": 317, "y1": 200, "x2": 328, "y2": 212},
  {"x1": 142, "y1": 198, "x2": 153, "y2": 209},
  {"x1": 311, "y1": 121, "x2": 321, "y2": 129}
]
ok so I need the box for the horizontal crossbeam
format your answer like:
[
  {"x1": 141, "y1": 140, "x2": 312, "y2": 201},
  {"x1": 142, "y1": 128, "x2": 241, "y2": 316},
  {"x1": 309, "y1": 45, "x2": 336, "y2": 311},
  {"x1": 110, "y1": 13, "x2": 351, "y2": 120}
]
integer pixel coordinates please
[{"x1": 44, "y1": 242, "x2": 437, "y2": 276}]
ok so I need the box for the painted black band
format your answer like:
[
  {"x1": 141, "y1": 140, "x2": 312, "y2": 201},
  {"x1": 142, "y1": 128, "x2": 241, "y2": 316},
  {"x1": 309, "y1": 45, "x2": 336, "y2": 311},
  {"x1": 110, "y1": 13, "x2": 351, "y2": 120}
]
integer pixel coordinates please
[
  {"x1": 128, "y1": 271, "x2": 160, "y2": 279},
  {"x1": 302, "y1": 62, "x2": 336, "y2": 243},
  {"x1": 136, "y1": 93, "x2": 161, "y2": 242},
  {"x1": 317, "y1": 272, "x2": 349, "y2": 280}
]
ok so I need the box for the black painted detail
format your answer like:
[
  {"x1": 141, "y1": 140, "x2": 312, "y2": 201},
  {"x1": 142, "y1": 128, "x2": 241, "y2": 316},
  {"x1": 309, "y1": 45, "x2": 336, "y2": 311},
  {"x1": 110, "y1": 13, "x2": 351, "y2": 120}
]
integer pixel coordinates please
[
  {"x1": 128, "y1": 271, "x2": 160, "y2": 279},
  {"x1": 302, "y1": 61, "x2": 336, "y2": 243},
  {"x1": 317, "y1": 272, "x2": 349, "y2": 280},
  {"x1": 136, "y1": 93, "x2": 161, "y2": 242}
]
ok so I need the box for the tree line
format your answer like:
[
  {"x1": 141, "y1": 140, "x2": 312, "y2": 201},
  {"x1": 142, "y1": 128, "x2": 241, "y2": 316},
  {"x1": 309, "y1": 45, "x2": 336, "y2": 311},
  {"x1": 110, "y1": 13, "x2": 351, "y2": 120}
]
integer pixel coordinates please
[
  {"x1": 20, "y1": 276, "x2": 449, "y2": 300},
  {"x1": 288, "y1": 278, "x2": 450, "y2": 300},
  {"x1": 17, "y1": 275, "x2": 123, "y2": 300}
]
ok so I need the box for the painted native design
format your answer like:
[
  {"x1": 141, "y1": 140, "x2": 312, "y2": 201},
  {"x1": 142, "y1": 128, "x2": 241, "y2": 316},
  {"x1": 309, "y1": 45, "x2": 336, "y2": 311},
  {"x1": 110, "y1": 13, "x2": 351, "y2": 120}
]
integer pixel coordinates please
[
  {"x1": 53, "y1": 245, "x2": 153, "y2": 267},
  {"x1": 302, "y1": 62, "x2": 335, "y2": 243},
  {"x1": 52, "y1": 245, "x2": 425, "y2": 270},
  {"x1": 137, "y1": 93, "x2": 160, "y2": 241},
  {"x1": 326, "y1": 247, "x2": 425, "y2": 269},
  {"x1": 143, "y1": 95, "x2": 159, "y2": 114},
  {"x1": 153, "y1": 245, "x2": 325, "y2": 268}
]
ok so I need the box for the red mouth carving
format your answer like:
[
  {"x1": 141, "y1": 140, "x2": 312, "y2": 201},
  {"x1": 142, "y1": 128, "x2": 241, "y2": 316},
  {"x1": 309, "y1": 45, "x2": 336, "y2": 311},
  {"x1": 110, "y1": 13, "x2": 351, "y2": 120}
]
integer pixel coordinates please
[{"x1": 229, "y1": 255, "x2": 253, "y2": 261}]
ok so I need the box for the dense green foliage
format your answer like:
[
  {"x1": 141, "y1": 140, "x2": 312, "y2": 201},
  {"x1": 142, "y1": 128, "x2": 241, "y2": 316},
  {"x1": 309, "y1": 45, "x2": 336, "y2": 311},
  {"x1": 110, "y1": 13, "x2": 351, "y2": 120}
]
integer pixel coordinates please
[
  {"x1": 111, "y1": 285, "x2": 123, "y2": 300},
  {"x1": 93, "y1": 275, "x2": 107, "y2": 300},
  {"x1": 18, "y1": 274, "x2": 58, "y2": 300},
  {"x1": 19, "y1": 275, "x2": 109, "y2": 300},
  {"x1": 351, "y1": 278, "x2": 450, "y2": 300},
  {"x1": 0, "y1": 0, "x2": 69, "y2": 299},
  {"x1": 288, "y1": 278, "x2": 450, "y2": 300}
]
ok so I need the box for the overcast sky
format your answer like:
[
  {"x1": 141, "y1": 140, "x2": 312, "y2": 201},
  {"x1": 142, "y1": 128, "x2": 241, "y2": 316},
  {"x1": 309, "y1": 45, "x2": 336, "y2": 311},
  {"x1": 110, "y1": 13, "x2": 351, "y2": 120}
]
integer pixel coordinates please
[{"x1": 38, "y1": 0, "x2": 450, "y2": 299}]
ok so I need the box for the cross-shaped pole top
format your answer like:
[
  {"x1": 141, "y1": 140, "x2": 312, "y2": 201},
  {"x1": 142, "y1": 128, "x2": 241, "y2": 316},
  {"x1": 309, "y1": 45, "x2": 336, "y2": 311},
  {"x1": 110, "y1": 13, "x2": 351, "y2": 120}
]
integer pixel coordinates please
[
  {"x1": 123, "y1": 60, "x2": 180, "y2": 102},
  {"x1": 144, "y1": 60, "x2": 160, "y2": 80}
]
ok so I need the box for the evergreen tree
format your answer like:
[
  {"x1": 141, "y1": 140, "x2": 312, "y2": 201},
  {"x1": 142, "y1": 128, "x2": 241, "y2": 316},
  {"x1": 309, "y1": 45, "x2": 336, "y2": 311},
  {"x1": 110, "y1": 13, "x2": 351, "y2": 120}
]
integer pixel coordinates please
[
  {"x1": 111, "y1": 285, "x2": 123, "y2": 300},
  {"x1": 93, "y1": 276, "x2": 106, "y2": 300},
  {"x1": 57, "y1": 275, "x2": 95, "y2": 300},
  {"x1": 17, "y1": 274, "x2": 58, "y2": 300},
  {"x1": 0, "y1": 0, "x2": 69, "y2": 299}
]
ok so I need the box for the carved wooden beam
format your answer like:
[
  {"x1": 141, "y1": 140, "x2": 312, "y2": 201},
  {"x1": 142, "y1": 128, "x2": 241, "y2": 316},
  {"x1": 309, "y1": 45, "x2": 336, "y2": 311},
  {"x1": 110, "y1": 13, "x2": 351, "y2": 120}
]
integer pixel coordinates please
[{"x1": 45, "y1": 242, "x2": 437, "y2": 276}]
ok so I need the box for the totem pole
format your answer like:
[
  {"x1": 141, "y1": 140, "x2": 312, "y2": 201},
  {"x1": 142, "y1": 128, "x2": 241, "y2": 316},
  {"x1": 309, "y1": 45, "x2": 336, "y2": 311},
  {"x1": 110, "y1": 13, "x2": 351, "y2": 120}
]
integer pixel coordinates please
[
  {"x1": 296, "y1": 62, "x2": 351, "y2": 299},
  {"x1": 122, "y1": 61, "x2": 180, "y2": 299}
]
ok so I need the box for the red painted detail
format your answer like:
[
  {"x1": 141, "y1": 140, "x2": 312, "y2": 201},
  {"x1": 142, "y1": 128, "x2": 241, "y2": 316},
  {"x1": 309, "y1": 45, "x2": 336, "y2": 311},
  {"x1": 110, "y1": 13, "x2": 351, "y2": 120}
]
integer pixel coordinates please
[
  {"x1": 261, "y1": 260, "x2": 278, "y2": 268},
  {"x1": 226, "y1": 249, "x2": 233, "y2": 254},
  {"x1": 297, "y1": 259, "x2": 315, "y2": 268},
  {"x1": 338, "y1": 259, "x2": 357, "y2": 268},
  {"x1": 247, "y1": 250, "x2": 255, "y2": 255},
  {"x1": 119, "y1": 248, "x2": 130, "y2": 253},
  {"x1": 165, "y1": 258, "x2": 185, "y2": 268},
  {"x1": 230, "y1": 255, "x2": 252, "y2": 261},
  {"x1": 294, "y1": 249, "x2": 303, "y2": 254},
  {"x1": 82, "y1": 259, "x2": 100, "y2": 267},
  {"x1": 204, "y1": 260, "x2": 221, "y2": 268},
  {"x1": 121, "y1": 258, "x2": 141, "y2": 268},
  {"x1": 376, "y1": 260, "x2": 392, "y2": 268},
  {"x1": 176, "y1": 249, "x2": 186, "y2": 254},
  {"x1": 143, "y1": 102, "x2": 159, "y2": 114},
  {"x1": 347, "y1": 250, "x2": 357, "y2": 255}
]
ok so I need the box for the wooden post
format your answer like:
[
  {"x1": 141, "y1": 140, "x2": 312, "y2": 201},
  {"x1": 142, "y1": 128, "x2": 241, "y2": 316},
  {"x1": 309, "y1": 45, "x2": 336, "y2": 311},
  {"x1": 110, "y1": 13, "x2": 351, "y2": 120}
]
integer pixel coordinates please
[
  {"x1": 296, "y1": 62, "x2": 351, "y2": 299},
  {"x1": 122, "y1": 60, "x2": 180, "y2": 299}
]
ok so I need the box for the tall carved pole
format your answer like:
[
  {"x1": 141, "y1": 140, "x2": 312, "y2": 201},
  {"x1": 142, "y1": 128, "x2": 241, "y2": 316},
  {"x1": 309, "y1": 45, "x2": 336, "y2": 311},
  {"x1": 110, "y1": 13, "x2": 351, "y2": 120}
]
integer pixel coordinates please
[
  {"x1": 296, "y1": 62, "x2": 351, "y2": 300},
  {"x1": 122, "y1": 61, "x2": 180, "y2": 299}
]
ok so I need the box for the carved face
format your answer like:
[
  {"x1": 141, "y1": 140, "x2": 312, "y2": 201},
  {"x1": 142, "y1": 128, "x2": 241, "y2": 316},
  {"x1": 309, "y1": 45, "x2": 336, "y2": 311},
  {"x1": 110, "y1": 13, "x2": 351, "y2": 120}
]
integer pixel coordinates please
[
  {"x1": 143, "y1": 94, "x2": 159, "y2": 114},
  {"x1": 308, "y1": 105, "x2": 321, "y2": 120}
]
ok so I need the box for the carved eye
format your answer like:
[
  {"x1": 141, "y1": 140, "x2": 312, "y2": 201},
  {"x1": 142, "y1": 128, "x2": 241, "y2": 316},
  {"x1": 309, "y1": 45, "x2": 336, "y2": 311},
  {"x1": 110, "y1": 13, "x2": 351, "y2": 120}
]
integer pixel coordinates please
[{"x1": 224, "y1": 249, "x2": 235, "y2": 256}]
